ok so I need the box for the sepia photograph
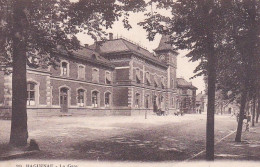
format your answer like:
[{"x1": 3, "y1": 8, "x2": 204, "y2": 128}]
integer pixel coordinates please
[{"x1": 0, "y1": 0, "x2": 259, "y2": 167}]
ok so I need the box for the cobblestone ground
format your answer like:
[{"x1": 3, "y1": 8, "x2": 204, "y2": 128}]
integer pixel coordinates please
[{"x1": 0, "y1": 113, "x2": 242, "y2": 161}]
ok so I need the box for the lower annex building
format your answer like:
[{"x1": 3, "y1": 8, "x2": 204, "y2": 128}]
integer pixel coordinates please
[{"x1": 0, "y1": 34, "x2": 197, "y2": 117}]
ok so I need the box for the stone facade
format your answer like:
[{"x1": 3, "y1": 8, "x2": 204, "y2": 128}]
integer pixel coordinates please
[{"x1": 0, "y1": 35, "x2": 197, "y2": 117}]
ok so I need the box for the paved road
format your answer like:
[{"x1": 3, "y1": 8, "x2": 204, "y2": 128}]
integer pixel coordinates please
[{"x1": 0, "y1": 114, "x2": 238, "y2": 161}]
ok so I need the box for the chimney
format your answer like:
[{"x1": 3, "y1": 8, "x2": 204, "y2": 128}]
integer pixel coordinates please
[
  {"x1": 84, "y1": 44, "x2": 89, "y2": 48},
  {"x1": 109, "y1": 33, "x2": 113, "y2": 40}
]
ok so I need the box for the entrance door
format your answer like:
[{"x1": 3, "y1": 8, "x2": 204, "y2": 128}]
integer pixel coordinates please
[{"x1": 60, "y1": 88, "x2": 68, "y2": 112}]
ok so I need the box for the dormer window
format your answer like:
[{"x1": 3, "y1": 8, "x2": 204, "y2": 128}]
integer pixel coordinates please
[
  {"x1": 136, "y1": 68, "x2": 141, "y2": 84},
  {"x1": 61, "y1": 61, "x2": 69, "y2": 76},
  {"x1": 92, "y1": 54, "x2": 97, "y2": 59},
  {"x1": 105, "y1": 71, "x2": 112, "y2": 84}
]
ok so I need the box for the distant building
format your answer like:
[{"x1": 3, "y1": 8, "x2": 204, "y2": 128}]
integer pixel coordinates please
[
  {"x1": 0, "y1": 34, "x2": 197, "y2": 117},
  {"x1": 196, "y1": 92, "x2": 206, "y2": 113},
  {"x1": 176, "y1": 78, "x2": 197, "y2": 114}
]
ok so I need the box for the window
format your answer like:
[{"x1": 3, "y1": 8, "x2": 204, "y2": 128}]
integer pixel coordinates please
[
  {"x1": 61, "y1": 61, "x2": 68, "y2": 76},
  {"x1": 182, "y1": 89, "x2": 187, "y2": 95},
  {"x1": 105, "y1": 92, "x2": 111, "y2": 107},
  {"x1": 161, "y1": 77, "x2": 165, "y2": 89},
  {"x1": 145, "y1": 72, "x2": 150, "y2": 86},
  {"x1": 145, "y1": 95, "x2": 149, "y2": 109},
  {"x1": 92, "y1": 68, "x2": 99, "y2": 82},
  {"x1": 154, "y1": 76, "x2": 158, "y2": 88},
  {"x1": 27, "y1": 82, "x2": 36, "y2": 106},
  {"x1": 78, "y1": 65, "x2": 85, "y2": 79},
  {"x1": 172, "y1": 97, "x2": 175, "y2": 108},
  {"x1": 161, "y1": 96, "x2": 164, "y2": 108},
  {"x1": 153, "y1": 95, "x2": 157, "y2": 106},
  {"x1": 77, "y1": 89, "x2": 85, "y2": 107},
  {"x1": 136, "y1": 68, "x2": 141, "y2": 84},
  {"x1": 135, "y1": 93, "x2": 140, "y2": 108},
  {"x1": 92, "y1": 91, "x2": 99, "y2": 107},
  {"x1": 105, "y1": 71, "x2": 112, "y2": 84},
  {"x1": 172, "y1": 79, "x2": 174, "y2": 88}
]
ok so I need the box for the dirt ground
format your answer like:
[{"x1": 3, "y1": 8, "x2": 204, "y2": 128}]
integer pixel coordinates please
[{"x1": 2, "y1": 113, "x2": 253, "y2": 161}]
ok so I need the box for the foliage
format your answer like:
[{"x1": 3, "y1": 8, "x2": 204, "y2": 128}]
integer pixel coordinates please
[{"x1": 0, "y1": 0, "x2": 146, "y2": 71}]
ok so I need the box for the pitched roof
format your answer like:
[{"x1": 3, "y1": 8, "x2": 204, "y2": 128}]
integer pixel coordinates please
[
  {"x1": 177, "y1": 78, "x2": 197, "y2": 89},
  {"x1": 89, "y1": 38, "x2": 167, "y2": 67},
  {"x1": 57, "y1": 46, "x2": 113, "y2": 68},
  {"x1": 154, "y1": 35, "x2": 178, "y2": 54}
]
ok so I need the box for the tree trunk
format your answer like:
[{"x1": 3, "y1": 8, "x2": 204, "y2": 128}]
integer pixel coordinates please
[
  {"x1": 205, "y1": 31, "x2": 216, "y2": 161},
  {"x1": 235, "y1": 81, "x2": 248, "y2": 142},
  {"x1": 252, "y1": 96, "x2": 256, "y2": 126},
  {"x1": 9, "y1": 0, "x2": 29, "y2": 146},
  {"x1": 256, "y1": 97, "x2": 260, "y2": 123}
]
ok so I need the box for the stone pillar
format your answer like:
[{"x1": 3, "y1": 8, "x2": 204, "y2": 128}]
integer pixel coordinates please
[{"x1": 46, "y1": 75, "x2": 51, "y2": 106}]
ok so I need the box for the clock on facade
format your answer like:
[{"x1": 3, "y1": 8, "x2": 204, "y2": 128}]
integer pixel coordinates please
[{"x1": 160, "y1": 55, "x2": 166, "y2": 61}]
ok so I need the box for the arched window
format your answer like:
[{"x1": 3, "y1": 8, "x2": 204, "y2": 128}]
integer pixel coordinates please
[
  {"x1": 61, "y1": 61, "x2": 69, "y2": 76},
  {"x1": 77, "y1": 89, "x2": 85, "y2": 107},
  {"x1": 92, "y1": 91, "x2": 99, "y2": 107},
  {"x1": 145, "y1": 95, "x2": 149, "y2": 109},
  {"x1": 136, "y1": 68, "x2": 141, "y2": 84},
  {"x1": 92, "y1": 68, "x2": 99, "y2": 82},
  {"x1": 172, "y1": 97, "x2": 175, "y2": 108},
  {"x1": 154, "y1": 75, "x2": 158, "y2": 88},
  {"x1": 145, "y1": 72, "x2": 150, "y2": 86},
  {"x1": 78, "y1": 65, "x2": 85, "y2": 79},
  {"x1": 161, "y1": 77, "x2": 165, "y2": 89},
  {"x1": 105, "y1": 71, "x2": 112, "y2": 84},
  {"x1": 153, "y1": 95, "x2": 158, "y2": 107},
  {"x1": 27, "y1": 82, "x2": 36, "y2": 106},
  {"x1": 135, "y1": 93, "x2": 140, "y2": 108},
  {"x1": 105, "y1": 92, "x2": 111, "y2": 107}
]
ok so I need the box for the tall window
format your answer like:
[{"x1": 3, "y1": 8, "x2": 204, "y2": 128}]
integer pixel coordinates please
[
  {"x1": 145, "y1": 72, "x2": 150, "y2": 86},
  {"x1": 27, "y1": 82, "x2": 36, "y2": 106},
  {"x1": 135, "y1": 93, "x2": 140, "y2": 108},
  {"x1": 160, "y1": 96, "x2": 164, "y2": 108},
  {"x1": 172, "y1": 97, "x2": 175, "y2": 108},
  {"x1": 92, "y1": 68, "x2": 99, "y2": 82},
  {"x1": 105, "y1": 71, "x2": 112, "y2": 84},
  {"x1": 136, "y1": 68, "x2": 141, "y2": 84},
  {"x1": 92, "y1": 91, "x2": 99, "y2": 107},
  {"x1": 105, "y1": 92, "x2": 111, "y2": 107},
  {"x1": 145, "y1": 95, "x2": 149, "y2": 108},
  {"x1": 77, "y1": 89, "x2": 85, "y2": 107},
  {"x1": 161, "y1": 77, "x2": 165, "y2": 89},
  {"x1": 153, "y1": 95, "x2": 157, "y2": 106},
  {"x1": 78, "y1": 65, "x2": 85, "y2": 79},
  {"x1": 154, "y1": 76, "x2": 158, "y2": 88},
  {"x1": 61, "y1": 61, "x2": 68, "y2": 76}
]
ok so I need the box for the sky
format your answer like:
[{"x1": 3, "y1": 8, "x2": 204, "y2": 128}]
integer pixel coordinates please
[{"x1": 76, "y1": 8, "x2": 205, "y2": 94}]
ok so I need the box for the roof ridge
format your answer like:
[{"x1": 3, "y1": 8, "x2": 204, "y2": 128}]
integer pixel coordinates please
[{"x1": 120, "y1": 38, "x2": 132, "y2": 52}]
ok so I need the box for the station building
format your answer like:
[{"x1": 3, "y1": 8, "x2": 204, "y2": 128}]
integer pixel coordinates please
[{"x1": 0, "y1": 34, "x2": 197, "y2": 117}]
